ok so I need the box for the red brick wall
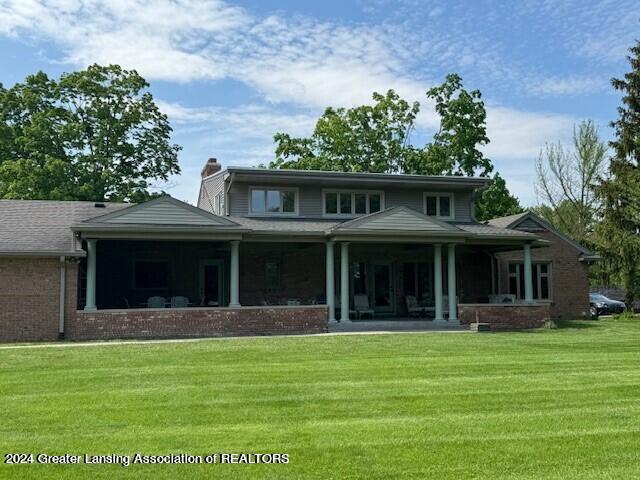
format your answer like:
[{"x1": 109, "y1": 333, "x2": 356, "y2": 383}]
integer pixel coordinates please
[
  {"x1": 240, "y1": 243, "x2": 326, "y2": 306},
  {"x1": 496, "y1": 230, "x2": 590, "y2": 320},
  {"x1": 459, "y1": 303, "x2": 550, "y2": 330},
  {"x1": 0, "y1": 257, "x2": 78, "y2": 342},
  {"x1": 67, "y1": 305, "x2": 328, "y2": 340}
]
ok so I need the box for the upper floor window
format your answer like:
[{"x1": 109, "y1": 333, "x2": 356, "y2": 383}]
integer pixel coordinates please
[
  {"x1": 423, "y1": 193, "x2": 454, "y2": 219},
  {"x1": 250, "y1": 187, "x2": 298, "y2": 215},
  {"x1": 323, "y1": 190, "x2": 384, "y2": 216}
]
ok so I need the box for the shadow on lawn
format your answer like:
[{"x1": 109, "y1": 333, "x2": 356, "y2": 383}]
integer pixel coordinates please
[{"x1": 552, "y1": 319, "x2": 600, "y2": 330}]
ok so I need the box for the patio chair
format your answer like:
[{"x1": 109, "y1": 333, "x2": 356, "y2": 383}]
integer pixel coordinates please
[
  {"x1": 489, "y1": 294, "x2": 515, "y2": 304},
  {"x1": 147, "y1": 296, "x2": 166, "y2": 308},
  {"x1": 405, "y1": 295, "x2": 423, "y2": 317},
  {"x1": 170, "y1": 296, "x2": 189, "y2": 308},
  {"x1": 354, "y1": 294, "x2": 375, "y2": 320}
]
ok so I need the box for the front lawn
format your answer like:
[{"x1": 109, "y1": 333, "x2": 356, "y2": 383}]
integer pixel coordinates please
[{"x1": 1, "y1": 317, "x2": 639, "y2": 479}]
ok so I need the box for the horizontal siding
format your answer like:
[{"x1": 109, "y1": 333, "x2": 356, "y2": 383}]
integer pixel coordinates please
[
  {"x1": 198, "y1": 174, "x2": 225, "y2": 214},
  {"x1": 228, "y1": 181, "x2": 475, "y2": 221},
  {"x1": 104, "y1": 204, "x2": 220, "y2": 225},
  {"x1": 229, "y1": 183, "x2": 249, "y2": 217},
  {"x1": 354, "y1": 211, "x2": 449, "y2": 231}
]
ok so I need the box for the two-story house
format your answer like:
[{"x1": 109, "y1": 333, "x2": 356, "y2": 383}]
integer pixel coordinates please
[{"x1": 0, "y1": 158, "x2": 595, "y2": 342}]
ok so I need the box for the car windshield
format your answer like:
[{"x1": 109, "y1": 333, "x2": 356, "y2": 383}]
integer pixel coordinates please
[{"x1": 590, "y1": 294, "x2": 609, "y2": 301}]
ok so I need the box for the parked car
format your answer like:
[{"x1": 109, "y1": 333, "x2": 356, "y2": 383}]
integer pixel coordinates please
[{"x1": 589, "y1": 293, "x2": 626, "y2": 316}]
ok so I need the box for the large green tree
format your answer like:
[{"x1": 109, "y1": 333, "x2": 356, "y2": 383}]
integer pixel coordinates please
[
  {"x1": 271, "y1": 89, "x2": 420, "y2": 173},
  {"x1": 594, "y1": 41, "x2": 640, "y2": 306},
  {"x1": 270, "y1": 74, "x2": 521, "y2": 220},
  {"x1": 0, "y1": 64, "x2": 181, "y2": 202}
]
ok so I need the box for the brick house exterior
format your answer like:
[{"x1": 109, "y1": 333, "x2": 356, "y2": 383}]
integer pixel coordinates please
[
  {"x1": 0, "y1": 161, "x2": 597, "y2": 342},
  {"x1": 489, "y1": 213, "x2": 597, "y2": 320}
]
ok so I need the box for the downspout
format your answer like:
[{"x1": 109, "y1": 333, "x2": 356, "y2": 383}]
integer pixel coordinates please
[{"x1": 59, "y1": 256, "x2": 66, "y2": 339}]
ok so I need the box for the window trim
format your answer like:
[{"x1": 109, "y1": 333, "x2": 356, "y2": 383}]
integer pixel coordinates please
[
  {"x1": 248, "y1": 186, "x2": 299, "y2": 217},
  {"x1": 322, "y1": 189, "x2": 385, "y2": 217},
  {"x1": 423, "y1": 192, "x2": 455, "y2": 220},
  {"x1": 508, "y1": 261, "x2": 553, "y2": 301}
]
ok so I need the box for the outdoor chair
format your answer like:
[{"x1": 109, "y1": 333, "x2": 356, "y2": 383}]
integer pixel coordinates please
[
  {"x1": 147, "y1": 296, "x2": 166, "y2": 308},
  {"x1": 170, "y1": 296, "x2": 189, "y2": 308},
  {"x1": 354, "y1": 294, "x2": 375, "y2": 320},
  {"x1": 489, "y1": 294, "x2": 516, "y2": 304},
  {"x1": 405, "y1": 295, "x2": 423, "y2": 317}
]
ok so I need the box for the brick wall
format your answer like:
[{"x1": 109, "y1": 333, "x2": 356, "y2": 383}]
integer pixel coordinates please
[
  {"x1": 67, "y1": 305, "x2": 328, "y2": 341},
  {"x1": 496, "y1": 230, "x2": 590, "y2": 320},
  {"x1": 240, "y1": 243, "x2": 325, "y2": 306},
  {"x1": 0, "y1": 257, "x2": 78, "y2": 342},
  {"x1": 458, "y1": 303, "x2": 550, "y2": 330}
]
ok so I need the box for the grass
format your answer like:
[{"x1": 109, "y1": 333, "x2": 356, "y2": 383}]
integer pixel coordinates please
[{"x1": 1, "y1": 317, "x2": 639, "y2": 479}]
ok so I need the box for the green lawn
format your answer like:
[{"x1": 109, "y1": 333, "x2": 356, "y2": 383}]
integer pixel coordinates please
[{"x1": 1, "y1": 317, "x2": 639, "y2": 479}]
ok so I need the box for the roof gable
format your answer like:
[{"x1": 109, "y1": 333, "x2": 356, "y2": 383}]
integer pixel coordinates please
[
  {"x1": 83, "y1": 196, "x2": 239, "y2": 227},
  {"x1": 489, "y1": 211, "x2": 595, "y2": 257},
  {"x1": 333, "y1": 206, "x2": 463, "y2": 233}
]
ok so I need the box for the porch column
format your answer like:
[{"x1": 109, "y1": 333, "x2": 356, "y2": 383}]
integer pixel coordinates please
[
  {"x1": 326, "y1": 241, "x2": 336, "y2": 323},
  {"x1": 84, "y1": 239, "x2": 97, "y2": 311},
  {"x1": 229, "y1": 240, "x2": 241, "y2": 307},
  {"x1": 523, "y1": 243, "x2": 533, "y2": 302},
  {"x1": 447, "y1": 244, "x2": 457, "y2": 321},
  {"x1": 434, "y1": 244, "x2": 444, "y2": 321},
  {"x1": 340, "y1": 242, "x2": 351, "y2": 322}
]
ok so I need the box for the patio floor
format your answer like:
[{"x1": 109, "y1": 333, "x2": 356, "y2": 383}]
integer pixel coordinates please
[{"x1": 329, "y1": 318, "x2": 466, "y2": 333}]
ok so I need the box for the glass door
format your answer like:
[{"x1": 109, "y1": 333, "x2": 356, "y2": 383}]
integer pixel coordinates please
[
  {"x1": 372, "y1": 262, "x2": 393, "y2": 313},
  {"x1": 199, "y1": 260, "x2": 223, "y2": 306}
]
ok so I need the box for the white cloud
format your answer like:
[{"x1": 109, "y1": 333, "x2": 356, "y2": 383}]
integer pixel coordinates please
[
  {"x1": 484, "y1": 105, "x2": 575, "y2": 160},
  {"x1": 0, "y1": 0, "x2": 590, "y2": 206},
  {"x1": 528, "y1": 75, "x2": 606, "y2": 96}
]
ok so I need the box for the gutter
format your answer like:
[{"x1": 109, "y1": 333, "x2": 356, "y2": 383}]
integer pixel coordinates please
[
  {"x1": 59, "y1": 256, "x2": 66, "y2": 339},
  {"x1": 0, "y1": 250, "x2": 85, "y2": 258}
]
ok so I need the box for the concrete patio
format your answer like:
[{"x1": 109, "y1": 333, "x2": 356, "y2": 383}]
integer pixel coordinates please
[{"x1": 329, "y1": 319, "x2": 467, "y2": 333}]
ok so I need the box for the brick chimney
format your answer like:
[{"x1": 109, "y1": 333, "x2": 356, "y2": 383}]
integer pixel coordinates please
[{"x1": 201, "y1": 157, "x2": 221, "y2": 178}]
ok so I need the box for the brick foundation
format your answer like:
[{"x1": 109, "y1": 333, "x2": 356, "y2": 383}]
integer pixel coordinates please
[
  {"x1": 458, "y1": 303, "x2": 551, "y2": 330},
  {"x1": 67, "y1": 305, "x2": 328, "y2": 341}
]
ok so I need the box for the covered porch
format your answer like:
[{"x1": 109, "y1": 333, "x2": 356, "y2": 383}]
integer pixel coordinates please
[{"x1": 69, "y1": 197, "x2": 551, "y2": 339}]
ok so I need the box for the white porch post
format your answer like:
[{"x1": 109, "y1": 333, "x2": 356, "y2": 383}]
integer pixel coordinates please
[
  {"x1": 84, "y1": 239, "x2": 97, "y2": 311},
  {"x1": 447, "y1": 244, "x2": 457, "y2": 321},
  {"x1": 229, "y1": 240, "x2": 241, "y2": 307},
  {"x1": 326, "y1": 241, "x2": 336, "y2": 323},
  {"x1": 340, "y1": 242, "x2": 351, "y2": 322},
  {"x1": 434, "y1": 244, "x2": 444, "y2": 321},
  {"x1": 523, "y1": 243, "x2": 533, "y2": 302}
]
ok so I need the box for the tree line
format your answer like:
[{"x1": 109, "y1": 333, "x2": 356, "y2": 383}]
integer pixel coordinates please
[{"x1": 1, "y1": 42, "x2": 638, "y2": 304}]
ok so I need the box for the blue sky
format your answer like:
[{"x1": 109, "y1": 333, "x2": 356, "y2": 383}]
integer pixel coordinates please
[{"x1": 1, "y1": 0, "x2": 638, "y2": 205}]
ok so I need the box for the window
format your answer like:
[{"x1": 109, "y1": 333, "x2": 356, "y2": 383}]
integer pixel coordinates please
[
  {"x1": 323, "y1": 191, "x2": 384, "y2": 216},
  {"x1": 508, "y1": 262, "x2": 551, "y2": 300},
  {"x1": 213, "y1": 192, "x2": 222, "y2": 215},
  {"x1": 250, "y1": 188, "x2": 297, "y2": 215},
  {"x1": 134, "y1": 261, "x2": 169, "y2": 289},
  {"x1": 423, "y1": 193, "x2": 454, "y2": 219},
  {"x1": 265, "y1": 260, "x2": 281, "y2": 291}
]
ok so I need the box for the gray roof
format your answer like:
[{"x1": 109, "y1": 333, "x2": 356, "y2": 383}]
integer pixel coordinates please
[
  {"x1": 488, "y1": 211, "x2": 596, "y2": 258},
  {"x1": 229, "y1": 216, "x2": 343, "y2": 234},
  {"x1": 0, "y1": 200, "x2": 129, "y2": 256},
  {"x1": 219, "y1": 166, "x2": 491, "y2": 188},
  {"x1": 0, "y1": 199, "x2": 543, "y2": 257},
  {"x1": 486, "y1": 212, "x2": 529, "y2": 230},
  {"x1": 453, "y1": 222, "x2": 537, "y2": 238}
]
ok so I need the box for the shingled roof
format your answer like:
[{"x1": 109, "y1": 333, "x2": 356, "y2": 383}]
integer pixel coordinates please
[{"x1": 0, "y1": 200, "x2": 129, "y2": 256}]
